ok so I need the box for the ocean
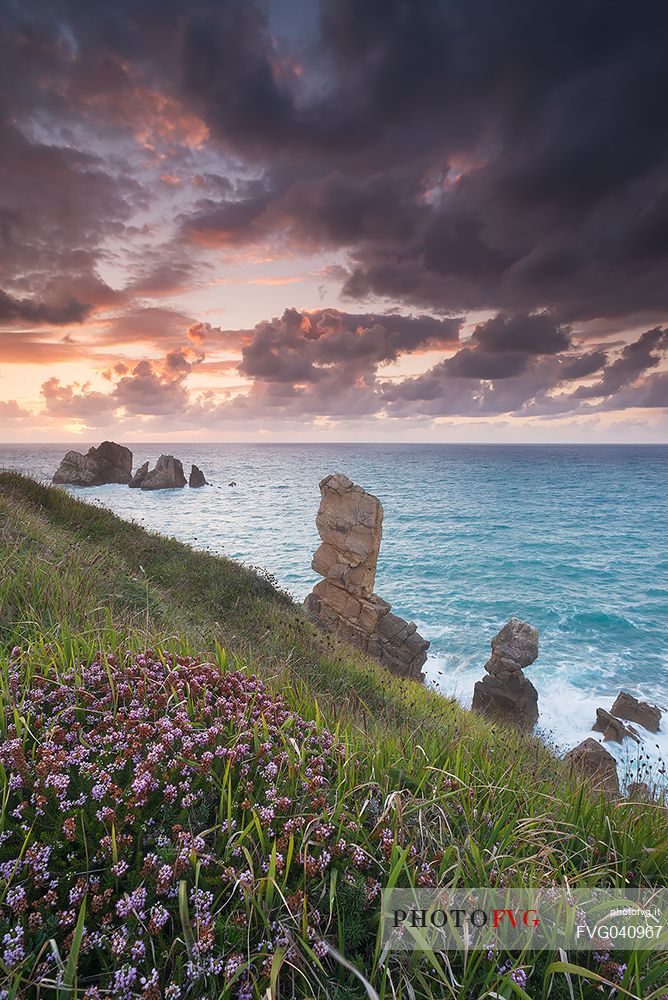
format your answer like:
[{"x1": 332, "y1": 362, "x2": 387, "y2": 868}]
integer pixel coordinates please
[{"x1": 2, "y1": 442, "x2": 667, "y2": 782}]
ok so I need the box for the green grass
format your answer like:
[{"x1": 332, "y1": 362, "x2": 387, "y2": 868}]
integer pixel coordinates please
[{"x1": 1, "y1": 471, "x2": 667, "y2": 999}]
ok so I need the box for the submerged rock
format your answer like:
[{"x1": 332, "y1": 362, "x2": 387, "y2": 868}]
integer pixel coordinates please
[
  {"x1": 610, "y1": 691, "x2": 662, "y2": 732},
  {"x1": 139, "y1": 455, "x2": 186, "y2": 490},
  {"x1": 592, "y1": 707, "x2": 640, "y2": 743},
  {"x1": 564, "y1": 738, "x2": 619, "y2": 796},
  {"x1": 304, "y1": 473, "x2": 429, "y2": 681},
  {"x1": 189, "y1": 464, "x2": 207, "y2": 488},
  {"x1": 53, "y1": 441, "x2": 132, "y2": 486},
  {"x1": 471, "y1": 618, "x2": 539, "y2": 729},
  {"x1": 128, "y1": 461, "x2": 149, "y2": 488}
]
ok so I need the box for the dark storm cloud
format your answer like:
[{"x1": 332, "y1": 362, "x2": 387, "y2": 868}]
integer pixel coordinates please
[
  {"x1": 238, "y1": 308, "x2": 461, "y2": 383},
  {"x1": 467, "y1": 313, "x2": 571, "y2": 356},
  {"x1": 2, "y1": 0, "x2": 668, "y2": 428},
  {"x1": 0, "y1": 114, "x2": 134, "y2": 311},
  {"x1": 574, "y1": 327, "x2": 668, "y2": 399},
  {"x1": 0, "y1": 289, "x2": 90, "y2": 325},
  {"x1": 5, "y1": 0, "x2": 668, "y2": 325},
  {"x1": 412, "y1": 313, "x2": 573, "y2": 381},
  {"x1": 382, "y1": 325, "x2": 668, "y2": 418},
  {"x1": 177, "y1": 0, "x2": 668, "y2": 324}
]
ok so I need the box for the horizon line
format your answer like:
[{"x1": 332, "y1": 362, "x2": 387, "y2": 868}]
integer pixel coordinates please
[{"x1": 2, "y1": 440, "x2": 668, "y2": 448}]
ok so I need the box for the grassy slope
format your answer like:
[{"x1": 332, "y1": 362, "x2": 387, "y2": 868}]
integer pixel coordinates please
[{"x1": 1, "y1": 471, "x2": 667, "y2": 998}]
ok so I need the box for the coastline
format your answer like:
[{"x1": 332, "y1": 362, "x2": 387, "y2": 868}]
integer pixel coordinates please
[{"x1": 2, "y1": 442, "x2": 667, "y2": 787}]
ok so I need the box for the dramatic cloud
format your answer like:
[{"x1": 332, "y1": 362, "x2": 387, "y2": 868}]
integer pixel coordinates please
[
  {"x1": 238, "y1": 308, "x2": 460, "y2": 383},
  {"x1": 174, "y1": 0, "x2": 668, "y2": 325},
  {"x1": 0, "y1": 289, "x2": 90, "y2": 325},
  {"x1": 574, "y1": 327, "x2": 668, "y2": 399},
  {"x1": 383, "y1": 324, "x2": 668, "y2": 419},
  {"x1": 28, "y1": 310, "x2": 668, "y2": 433},
  {"x1": 1, "y1": 0, "x2": 667, "y2": 439}
]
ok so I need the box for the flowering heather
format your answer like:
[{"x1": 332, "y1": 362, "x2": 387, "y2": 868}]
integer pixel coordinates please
[
  {"x1": 1, "y1": 644, "x2": 667, "y2": 998},
  {"x1": 0, "y1": 648, "x2": 452, "y2": 996}
]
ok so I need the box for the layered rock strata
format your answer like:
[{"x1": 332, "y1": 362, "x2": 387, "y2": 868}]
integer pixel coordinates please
[
  {"x1": 471, "y1": 618, "x2": 539, "y2": 729},
  {"x1": 304, "y1": 473, "x2": 429, "y2": 680},
  {"x1": 610, "y1": 691, "x2": 661, "y2": 732}
]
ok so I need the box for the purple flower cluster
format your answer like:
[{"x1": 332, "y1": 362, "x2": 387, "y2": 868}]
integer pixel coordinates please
[{"x1": 0, "y1": 648, "x2": 445, "y2": 994}]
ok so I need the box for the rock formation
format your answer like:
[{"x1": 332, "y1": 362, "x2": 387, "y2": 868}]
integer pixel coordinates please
[
  {"x1": 128, "y1": 462, "x2": 149, "y2": 488},
  {"x1": 564, "y1": 738, "x2": 619, "y2": 796},
  {"x1": 471, "y1": 618, "x2": 539, "y2": 729},
  {"x1": 592, "y1": 707, "x2": 640, "y2": 743},
  {"x1": 304, "y1": 473, "x2": 429, "y2": 680},
  {"x1": 53, "y1": 441, "x2": 133, "y2": 486},
  {"x1": 189, "y1": 464, "x2": 207, "y2": 488},
  {"x1": 611, "y1": 691, "x2": 662, "y2": 732},
  {"x1": 627, "y1": 781, "x2": 652, "y2": 801},
  {"x1": 137, "y1": 455, "x2": 186, "y2": 490}
]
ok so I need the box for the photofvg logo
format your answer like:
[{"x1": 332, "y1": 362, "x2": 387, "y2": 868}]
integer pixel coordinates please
[{"x1": 381, "y1": 888, "x2": 668, "y2": 952}]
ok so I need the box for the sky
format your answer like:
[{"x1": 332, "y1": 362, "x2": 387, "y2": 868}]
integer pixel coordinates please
[{"x1": 1, "y1": 0, "x2": 668, "y2": 443}]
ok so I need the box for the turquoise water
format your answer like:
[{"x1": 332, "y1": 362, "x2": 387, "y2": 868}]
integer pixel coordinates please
[{"x1": 2, "y1": 443, "x2": 667, "y2": 776}]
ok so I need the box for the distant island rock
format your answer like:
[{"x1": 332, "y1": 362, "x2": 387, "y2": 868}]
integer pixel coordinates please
[
  {"x1": 134, "y1": 455, "x2": 186, "y2": 490},
  {"x1": 471, "y1": 618, "x2": 539, "y2": 730},
  {"x1": 53, "y1": 443, "x2": 212, "y2": 492},
  {"x1": 52, "y1": 441, "x2": 132, "y2": 486},
  {"x1": 189, "y1": 464, "x2": 207, "y2": 488},
  {"x1": 128, "y1": 461, "x2": 149, "y2": 488},
  {"x1": 304, "y1": 472, "x2": 429, "y2": 681}
]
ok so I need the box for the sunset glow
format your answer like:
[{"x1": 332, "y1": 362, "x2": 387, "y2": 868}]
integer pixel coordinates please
[{"x1": 1, "y1": 0, "x2": 667, "y2": 442}]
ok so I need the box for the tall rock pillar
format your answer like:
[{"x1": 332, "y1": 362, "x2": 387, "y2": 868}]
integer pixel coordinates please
[{"x1": 304, "y1": 473, "x2": 429, "y2": 681}]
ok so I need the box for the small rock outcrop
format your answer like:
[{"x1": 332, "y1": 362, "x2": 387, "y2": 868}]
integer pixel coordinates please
[
  {"x1": 139, "y1": 455, "x2": 186, "y2": 490},
  {"x1": 627, "y1": 781, "x2": 652, "y2": 801},
  {"x1": 592, "y1": 707, "x2": 640, "y2": 743},
  {"x1": 189, "y1": 465, "x2": 207, "y2": 488},
  {"x1": 304, "y1": 473, "x2": 429, "y2": 681},
  {"x1": 471, "y1": 618, "x2": 539, "y2": 729},
  {"x1": 564, "y1": 738, "x2": 620, "y2": 796},
  {"x1": 128, "y1": 462, "x2": 149, "y2": 488},
  {"x1": 53, "y1": 441, "x2": 133, "y2": 486},
  {"x1": 610, "y1": 691, "x2": 662, "y2": 732}
]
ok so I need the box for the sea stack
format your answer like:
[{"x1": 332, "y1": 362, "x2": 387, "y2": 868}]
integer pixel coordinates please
[
  {"x1": 53, "y1": 441, "x2": 133, "y2": 486},
  {"x1": 138, "y1": 455, "x2": 186, "y2": 490},
  {"x1": 128, "y1": 461, "x2": 149, "y2": 488},
  {"x1": 304, "y1": 473, "x2": 429, "y2": 681},
  {"x1": 189, "y1": 464, "x2": 207, "y2": 488},
  {"x1": 471, "y1": 618, "x2": 539, "y2": 729}
]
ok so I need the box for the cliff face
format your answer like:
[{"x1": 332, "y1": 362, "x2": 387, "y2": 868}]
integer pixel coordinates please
[{"x1": 304, "y1": 473, "x2": 429, "y2": 681}]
